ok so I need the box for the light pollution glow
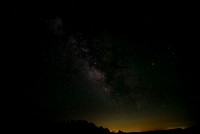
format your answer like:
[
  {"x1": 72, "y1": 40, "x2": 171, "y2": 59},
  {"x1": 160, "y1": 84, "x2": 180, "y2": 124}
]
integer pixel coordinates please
[
  {"x1": 92, "y1": 113, "x2": 194, "y2": 132},
  {"x1": 97, "y1": 121, "x2": 190, "y2": 132}
]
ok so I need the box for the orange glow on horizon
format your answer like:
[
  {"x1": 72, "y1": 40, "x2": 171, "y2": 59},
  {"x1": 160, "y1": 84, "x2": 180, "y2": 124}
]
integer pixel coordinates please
[
  {"x1": 105, "y1": 125, "x2": 189, "y2": 133},
  {"x1": 95, "y1": 120, "x2": 191, "y2": 133}
]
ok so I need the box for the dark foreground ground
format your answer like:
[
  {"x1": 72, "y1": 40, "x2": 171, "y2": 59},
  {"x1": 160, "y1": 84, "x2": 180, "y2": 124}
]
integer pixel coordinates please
[{"x1": 19, "y1": 119, "x2": 198, "y2": 134}]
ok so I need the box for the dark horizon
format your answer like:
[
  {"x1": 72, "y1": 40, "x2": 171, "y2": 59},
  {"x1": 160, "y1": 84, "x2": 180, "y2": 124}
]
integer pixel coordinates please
[
  {"x1": 15, "y1": 2, "x2": 200, "y2": 133},
  {"x1": 22, "y1": 118, "x2": 199, "y2": 133}
]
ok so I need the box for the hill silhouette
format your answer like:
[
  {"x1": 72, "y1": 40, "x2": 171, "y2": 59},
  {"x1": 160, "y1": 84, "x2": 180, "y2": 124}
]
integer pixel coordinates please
[{"x1": 21, "y1": 118, "x2": 198, "y2": 134}]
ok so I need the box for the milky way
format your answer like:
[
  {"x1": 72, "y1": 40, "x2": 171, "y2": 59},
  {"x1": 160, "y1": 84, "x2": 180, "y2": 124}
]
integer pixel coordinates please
[{"x1": 23, "y1": 5, "x2": 200, "y2": 132}]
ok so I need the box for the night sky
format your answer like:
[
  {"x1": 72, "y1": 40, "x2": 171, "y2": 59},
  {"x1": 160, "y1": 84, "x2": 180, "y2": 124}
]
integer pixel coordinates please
[{"x1": 17, "y1": 3, "x2": 200, "y2": 132}]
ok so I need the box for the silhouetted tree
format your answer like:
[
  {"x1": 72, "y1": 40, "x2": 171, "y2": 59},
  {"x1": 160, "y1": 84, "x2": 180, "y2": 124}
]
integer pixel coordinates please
[{"x1": 117, "y1": 130, "x2": 123, "y2": 134}]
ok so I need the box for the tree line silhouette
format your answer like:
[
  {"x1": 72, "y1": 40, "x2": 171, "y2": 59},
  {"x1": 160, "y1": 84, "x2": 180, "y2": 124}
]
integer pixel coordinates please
[{"x1": 23, "y1": 119, "x2": 198, "y2": 134}]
